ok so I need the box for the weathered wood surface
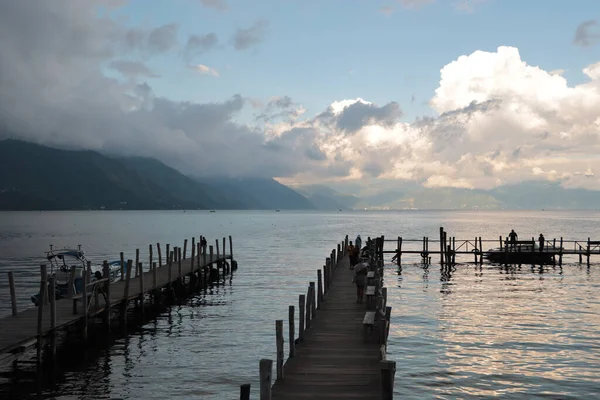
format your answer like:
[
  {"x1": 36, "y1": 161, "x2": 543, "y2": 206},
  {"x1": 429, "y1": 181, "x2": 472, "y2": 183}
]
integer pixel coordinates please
[
  {"x1": 0, "y1": 253, "x2": 231, "y2": 354},
  {"x1": 271, "y1": 256, "x2": 381, "y2": 399}
]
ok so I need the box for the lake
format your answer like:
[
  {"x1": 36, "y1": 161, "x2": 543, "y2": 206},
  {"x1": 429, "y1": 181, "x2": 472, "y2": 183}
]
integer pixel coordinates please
[{"x1": 0, "y1": 210, "x2": 599, "y2": 399}]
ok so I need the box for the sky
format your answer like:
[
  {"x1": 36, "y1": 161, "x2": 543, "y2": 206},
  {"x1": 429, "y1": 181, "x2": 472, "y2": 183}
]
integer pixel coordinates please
[{"x1": 1, "y1": 0, "x2": 600, "y2": 193}]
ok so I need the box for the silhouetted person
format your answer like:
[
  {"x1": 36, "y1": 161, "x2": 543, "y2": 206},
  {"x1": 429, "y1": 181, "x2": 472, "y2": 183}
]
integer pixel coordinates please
[
  {"x1": 539, "y1": 233, "x2": 545, "y2": 252},
  {"x1": 509, "y1": 229, "x2": 518, "y2": 249}
]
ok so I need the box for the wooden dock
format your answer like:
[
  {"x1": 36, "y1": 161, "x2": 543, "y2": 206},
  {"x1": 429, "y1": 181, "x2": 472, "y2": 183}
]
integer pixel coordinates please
[
  {"x1": 1, "y1": 236, "x2": 236, "y2": 363},
  {"x1": 386, "y1": 227, "x2": 600, "y2": 266},
  {"x1": 240, "y1": 237, "x2": 396, "y2": 400}
]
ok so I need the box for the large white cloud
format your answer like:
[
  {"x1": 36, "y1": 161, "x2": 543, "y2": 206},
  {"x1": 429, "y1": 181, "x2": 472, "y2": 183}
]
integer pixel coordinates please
[{"x1": 1, "y1": 2, "x2": 599, "y2": 191}]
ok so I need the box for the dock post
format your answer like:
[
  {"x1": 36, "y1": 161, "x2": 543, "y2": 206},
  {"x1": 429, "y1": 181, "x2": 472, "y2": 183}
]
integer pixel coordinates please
[
  {"x1": 120, "y1": 252, "x2": 125, "y2": 281},
  {"x1": 138, "y1": 262, "x2": 144, "y2": 318},
  {"x1": 587, "y1": 238, "x2": 591, "y2": 265},
  {"x1": 439, "y1": 227, "x2": 444, "y2": 265},
  {"x1": 210, "y1": 245, "x2": 215, "y2": 281},
  {"x1": 223, "y1": 237, "x2": 226, "y2": 260},
  {"x1": 8, "y1": 271, "x2": 17, "y2": 316},
  {"x1": 168, "y1": 249, "x2": 173, "y2": 285},
  {"x1": 559, "y1": 237, "x2": 563, "y2": 266},
  {"x1": 552, "y1": 238, "x2": 557, "y2": 263},
  {"x1": 183, "y1": 239, "x2": 188, "y2": 260},
  {"x1": 190, "y1": 237, "x2": 196, "y2": 276},
  {"x1": 474, "y1": 237, "x2": 479, "y2": 263},
  {"x1": 323, "y1": 263, "x2": 329, "y2": 294},
  {"x1": 122, "y1": 259, "x2": 133, "y2": 327},
  {"x1": 380, "y1": 360, "x2": 396, "y2": 400},
  {"x1": 317, "y1": 270, "x2": 323, "y2": 309},
  {"x1": 83, "y1": 263, "x2": 89, "y2": 342},
  {"x1": 178, "y1": 247, "x2": 182, "y2": 279},
  {"x1": 229, "y1": 235, "x2": 234, "y2": 261},
  {"x1": 135, "y1": 248, "x2": 140, "y2": 277},
  {"x1": 337, "y1": 244, "x2": 341, "y2": 263},
  {"x1": 305, "y1": 286, "x2": 312, "y2": 329},
  {"x1": 36, "y1": 264, "x2": 47, "y2": 365},
  {"x1": 397, "y1": 237, "x2": 402, "y2": 266},
  {"x1": 345, "y1": 235, "x2": 348, "y2": 250},
  {"x1": 197, "y1": 242, "x2": 201, "y2": 270},
  {"x1": 103, "y1": 261, "x2": 111, "y2": 331},
  {"x1": 152, "y1": 262, "x2": 158, "y2": 290},
  {"x1": 68, "y1": 265, "x2": 76, "y2": 299},
  {"x1": 299, "y1": 294, "x2": 305, "y2": 341},
  {"x1": 276, "y1": 320, "x2": 284, "y2": 380},
  {"x1": 203, "y1": 242, "x2": 207, "y2": 268},
  {"x1": 288, "y1": 305, "x2": 295, "y2": 357},
  {"x1": 157, "y1": 243, "x2": 162, "y2": 269},
  {"x1": 240, "y1": 384, "x2": 251, "y2": 400},
  {"x1": 49, "y1": 275, "x2": 57, "y2": 360},
  {"x1": 479, "y1": 237, "x2": 483, "y2": 265},
  {"x1": 149, "y1": 244, "x2": 153, "y2": 273},
  {"x1": 259, "y1": 359, "x2": 273, "y2": 400},
  {"x1": 310, "y1": 282, "x2": 316, "y2": 319}
]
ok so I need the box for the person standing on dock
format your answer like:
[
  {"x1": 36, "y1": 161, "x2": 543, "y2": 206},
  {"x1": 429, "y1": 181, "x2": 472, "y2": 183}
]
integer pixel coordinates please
[
  {"x1": 539, "y1": 233, "x2": 545, "y2": 252},
  {"x1": 509, "y1": 229, "x2": 518, "y2": 249},
  {"x1": 355, "y1": 235, "x2": 362, "y2": 252},
  {"x1": 352, "y1": 262, "x2": 368, "y2": 303}
]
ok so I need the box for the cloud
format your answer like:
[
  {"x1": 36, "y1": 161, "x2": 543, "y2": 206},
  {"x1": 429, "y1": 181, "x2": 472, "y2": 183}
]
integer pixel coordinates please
[
  {"x1": 184, "y1": 33, "x2": 219, "y2": 61},
  {"x1": 2, "y1": 1, "x2": 600, "y2": 191},
  {"x1": 453, "y1": 0, "x2": 487, "y2": 13},
  {"x1": 233, "y1": 20, "x2": 268, "y2": 50},
  {"x1": 110, "y1": 60, "x2": 157, "y2": 78},
  {"x1": 574, "y1": 20, "x2": 600, "y2": 47},
  {"x1": 397, "y1": 0, "x2": 435, "y2": 9},
  {"x1": 190, "y1": 64, "x2": 220, "y2": 77},
  {"x1": 200, "y1": 0, "x2": 228, "y2": 11}
]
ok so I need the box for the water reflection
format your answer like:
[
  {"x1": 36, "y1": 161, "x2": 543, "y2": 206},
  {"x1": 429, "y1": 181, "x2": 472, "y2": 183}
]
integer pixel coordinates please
[{"x1": 391, "y1": 262, "x2": 600, "y2": 399}]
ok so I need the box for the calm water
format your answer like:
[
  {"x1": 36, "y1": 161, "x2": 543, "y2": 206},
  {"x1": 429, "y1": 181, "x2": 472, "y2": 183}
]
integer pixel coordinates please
[{"x1": 0, "y1": 210, "x2": 599, "y2": 399}]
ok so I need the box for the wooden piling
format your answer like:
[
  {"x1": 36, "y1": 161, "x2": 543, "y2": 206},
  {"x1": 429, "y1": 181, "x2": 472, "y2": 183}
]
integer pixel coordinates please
[
  {"x1": 305, "y1": 286, "x2": 312, "y2": 329},
  {"x1": 190, "y1": 237, "x2": 196, "y2": 275},
  {"x1": 439, "y1": 227, "x2": 444, "y2": 264},
  {"x1": 8, "y1": 271, "x2": 17, "y2": 316},
  {"x1": 103, "y1": 261, "x2": 111, "y2": 331},
  {"x1": 183, "y1": 239, "x2": 188, "y2": 260},
  {"x1": 310, "y1": 282, "x2": 316, "y2": 319},
  {"x1": 229, "y1": 235, "x2": 234, "y2": 260},
  {"x1": 138, "y1": 262, "x2": 144, "y2": 314},
  {"x1": 380, "y1": 360, "x2": 396, "y2": 400},
  {"x1": 49, "y1": 275, "x2": 57, "y2": 359},
  {"x1": 135, "y1": 248, "x2": 140, "y2": 277},
  {"x1": 152, "y1": 262, "x2": 157, "y2": 289},
  {"x1": 120, "y1": 252, "x2": 125, "y2": 281},
  {"x1": 240, "y1": 384, "x2": 251, "y2": 400},
  {"x1": 36, "y1": 264, "x2": 47, "y2": 365},
  {"x1": 178, "y1": 247, "x2": 182, "y2": 278},
  {"x1": 299, "y1": 294, "x2": 305, "y2": 341},
  {"x1": 276, "y1": 320, "x2": 284, "y2": 380},
  {"x1": 288, "y1": 305, "x2": 295, "y2": 357},
  {"x1": 397, "y1": 237, "x2": 402, "y2": 266},
  {"x1": 157, "y1": 243, "x2": 162, "y2": 269},
  {"x1": 82, "y1": 263, "x2": 89, "y2": 342},
  {"x1": 68, "y1": 265, "x2": 76, "y2": 299},
  {"x1": 259, "y1": 359, "x2": 273, "y2": 400},
  {"x1": 123, "y1": 259, "x2": 133, "y2": 319},
  {"x1": 317, "y1": 270, "x2": 323, "y2": 309},
  {"x1": 479, "y1": 237, "x2": 483, "y2": 265}
]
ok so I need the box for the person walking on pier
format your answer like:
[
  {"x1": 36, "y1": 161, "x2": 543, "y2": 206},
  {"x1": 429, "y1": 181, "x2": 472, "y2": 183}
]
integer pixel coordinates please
[
  {"x1": 352, "y1": 262, "x2": 368, "y2": 303},
  {"x1": 539, "y1": 233, "x2": 545, "y2": 252}
]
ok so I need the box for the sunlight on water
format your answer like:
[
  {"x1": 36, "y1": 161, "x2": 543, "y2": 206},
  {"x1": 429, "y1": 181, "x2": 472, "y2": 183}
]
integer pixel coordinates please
[{"x1": 0, "y1": 210, "x2": 599, "y2": 399}]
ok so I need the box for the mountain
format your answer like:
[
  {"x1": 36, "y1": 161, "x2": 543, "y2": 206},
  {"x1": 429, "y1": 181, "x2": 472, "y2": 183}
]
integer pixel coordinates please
[
  {"x1": 489, "y1": 181, "x2": 600, "y2": 209},
  {"x1": 197, "y1": 177, "x2": 316, "y2": 210},
  {"x1": 0, "y1": 140, "x2": 315, "y2": 210},
  {"x1": 293, "y1": 185, "x2": 359, "y2": 210},
  {"x1": 298, "y1": 181, "x2": 600, "y2": 210}
]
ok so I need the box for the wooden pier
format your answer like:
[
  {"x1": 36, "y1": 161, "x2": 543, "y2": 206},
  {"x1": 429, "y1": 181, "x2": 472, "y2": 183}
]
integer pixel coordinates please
[
  {"x1": 240, "y1": 237, "x2": 396, "y2": 400},
  {"x1": 386, "y1": 227, "x2": 600, "y2": 266},
  {"x1": 1, "y1": 235, "x2": 236, "y2": 365}
]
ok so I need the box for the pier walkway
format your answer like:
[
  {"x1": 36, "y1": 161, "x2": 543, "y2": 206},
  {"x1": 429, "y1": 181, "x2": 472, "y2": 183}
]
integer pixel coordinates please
[
  {"x1": 271, "y1": 255, "x2": 381, "y2": 399},
  {"x1": 0, "y1": 250, "x2": 232, "y2": 357}
]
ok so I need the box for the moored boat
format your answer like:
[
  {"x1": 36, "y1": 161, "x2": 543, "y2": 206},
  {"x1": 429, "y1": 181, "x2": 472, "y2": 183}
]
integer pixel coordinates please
[
  {"x1": 30, "y1": 246, "x2": 123, "y2": 305},
  {"x1": 484, "y1": 242, "x2": 556, "y2": 264}
]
